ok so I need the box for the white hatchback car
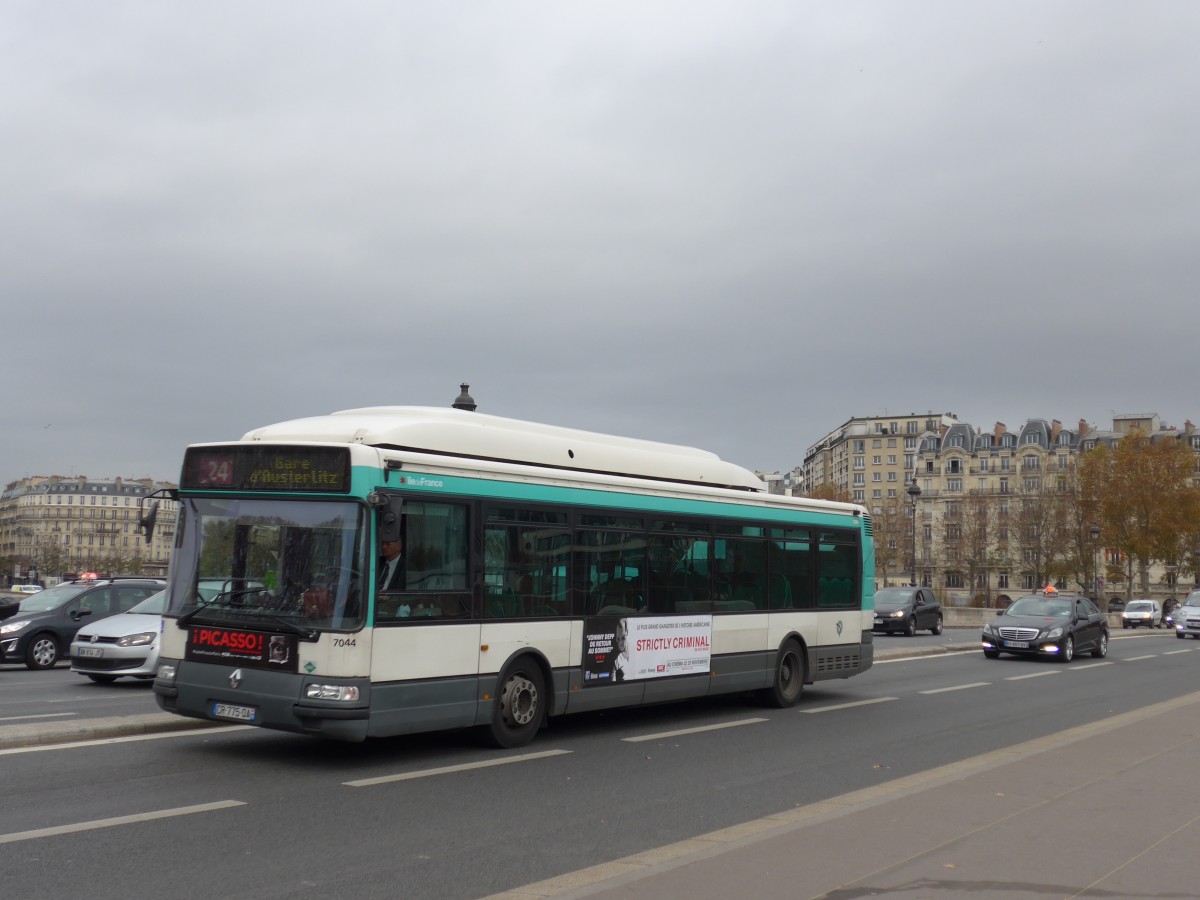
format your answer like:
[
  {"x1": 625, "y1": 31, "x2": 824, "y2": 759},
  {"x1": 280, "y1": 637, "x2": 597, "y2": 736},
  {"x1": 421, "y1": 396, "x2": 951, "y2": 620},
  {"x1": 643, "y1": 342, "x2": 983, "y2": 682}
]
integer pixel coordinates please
[{"x1": 70, "y1": 590, "x2": 165, "y2": 683}]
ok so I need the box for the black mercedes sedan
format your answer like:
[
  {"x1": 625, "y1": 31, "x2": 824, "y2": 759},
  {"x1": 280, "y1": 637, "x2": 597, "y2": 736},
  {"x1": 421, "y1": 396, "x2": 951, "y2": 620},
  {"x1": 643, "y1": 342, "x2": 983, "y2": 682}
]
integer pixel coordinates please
[{"x1": 981, "y1": 591, "x2": 1108, "y2": 662}]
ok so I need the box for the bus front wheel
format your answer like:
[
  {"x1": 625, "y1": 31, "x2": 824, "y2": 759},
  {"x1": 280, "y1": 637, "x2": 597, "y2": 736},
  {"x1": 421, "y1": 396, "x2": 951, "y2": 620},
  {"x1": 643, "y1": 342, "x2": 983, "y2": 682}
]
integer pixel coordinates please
[
  {"x1": 486, "y1": 659, "x2": 546, "y2": 749},
  {"x1": 761, "y1": 639, "x2": 805, "y2": 708}
]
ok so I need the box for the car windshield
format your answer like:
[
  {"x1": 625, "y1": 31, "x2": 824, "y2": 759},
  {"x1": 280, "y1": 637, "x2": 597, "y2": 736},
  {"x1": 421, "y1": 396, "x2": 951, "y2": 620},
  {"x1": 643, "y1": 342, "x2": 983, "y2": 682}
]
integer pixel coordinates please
[
  {"x1": 874, "y1": 588, "x2": 914, "y2": 604},
  {"x1": 16, "y1": 582, "x2": 92, "y2": 613},
  {"x1": 127, "y1": 590, "x2": 167, "y2": 615},
  {"x1": 167, "y1": 497, "x2": 367, "y2": 630},
  {"x1": 1007, "y1": 597, "x2": 1071, "y2": 618},
  {"x1": 1126, "y1": 601, "x2": 1154, "y2": 611}
]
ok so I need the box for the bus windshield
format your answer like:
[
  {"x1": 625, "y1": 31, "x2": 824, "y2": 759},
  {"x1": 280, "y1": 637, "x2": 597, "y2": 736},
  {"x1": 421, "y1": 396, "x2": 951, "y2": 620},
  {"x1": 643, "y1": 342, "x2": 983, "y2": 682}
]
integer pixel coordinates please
[{"x1": 166, "y1": 497, "x2": 367, "y2": 631}]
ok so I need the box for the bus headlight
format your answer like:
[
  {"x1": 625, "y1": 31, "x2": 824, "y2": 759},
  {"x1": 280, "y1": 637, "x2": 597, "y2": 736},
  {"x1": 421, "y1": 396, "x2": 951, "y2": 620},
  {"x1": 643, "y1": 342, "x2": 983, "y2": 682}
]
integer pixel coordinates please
[
  {"x1": 305, "y1": 684, "x2": 361, "y2": 702},
  {"x1": 157, "y1": 663, "x2": 177, "y2": 682}
]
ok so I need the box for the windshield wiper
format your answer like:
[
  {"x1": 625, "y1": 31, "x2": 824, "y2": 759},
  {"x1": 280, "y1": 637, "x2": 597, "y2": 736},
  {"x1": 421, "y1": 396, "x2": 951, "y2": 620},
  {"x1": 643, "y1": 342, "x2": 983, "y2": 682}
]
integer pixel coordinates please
[{"x1": 176, "y1": 585, "x2": 272, "y2": 628}]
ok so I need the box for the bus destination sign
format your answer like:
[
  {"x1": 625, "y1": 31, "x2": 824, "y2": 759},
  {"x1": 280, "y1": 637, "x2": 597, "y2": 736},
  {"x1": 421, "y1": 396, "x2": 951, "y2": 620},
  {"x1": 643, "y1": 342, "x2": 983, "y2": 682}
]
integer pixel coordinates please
[{"x1": 182, "y1": 446, "x2": 350, "y2": 493}]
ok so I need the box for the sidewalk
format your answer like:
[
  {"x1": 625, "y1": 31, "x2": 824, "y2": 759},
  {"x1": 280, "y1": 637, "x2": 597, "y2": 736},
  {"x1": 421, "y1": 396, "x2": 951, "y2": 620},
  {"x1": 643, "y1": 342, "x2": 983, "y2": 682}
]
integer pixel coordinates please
[{"x1": 490, "y1": 688, "x2": 1200, "y2": 899}]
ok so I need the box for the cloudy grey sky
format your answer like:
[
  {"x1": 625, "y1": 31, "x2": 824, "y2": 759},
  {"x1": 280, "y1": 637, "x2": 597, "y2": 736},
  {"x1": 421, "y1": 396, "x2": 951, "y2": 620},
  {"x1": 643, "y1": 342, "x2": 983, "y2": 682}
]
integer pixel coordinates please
[{"x1": 4, "y1": 1, "x2": 1198, "y2": 484}]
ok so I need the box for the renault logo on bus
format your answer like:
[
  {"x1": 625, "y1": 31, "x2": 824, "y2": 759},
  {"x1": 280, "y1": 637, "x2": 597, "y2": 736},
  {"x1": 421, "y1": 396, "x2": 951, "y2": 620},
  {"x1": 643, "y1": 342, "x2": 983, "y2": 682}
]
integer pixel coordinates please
[{"x1": 229, "y1": 669, "x2": 242, "y2": 689}]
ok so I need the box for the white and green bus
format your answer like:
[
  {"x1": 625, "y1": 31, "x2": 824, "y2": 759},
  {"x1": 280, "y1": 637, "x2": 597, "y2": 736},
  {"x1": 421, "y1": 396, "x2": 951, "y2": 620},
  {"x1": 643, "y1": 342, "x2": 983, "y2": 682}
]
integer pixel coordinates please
[{"x1": 152, "y1": 406, "x2": 875, "y2": 747}]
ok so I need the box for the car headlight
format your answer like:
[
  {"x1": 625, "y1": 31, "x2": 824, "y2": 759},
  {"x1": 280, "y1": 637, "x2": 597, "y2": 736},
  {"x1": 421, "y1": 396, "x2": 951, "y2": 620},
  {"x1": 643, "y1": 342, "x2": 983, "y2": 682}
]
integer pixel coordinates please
[
  {"x1": 305, "y1": 683, "x2": 361, "y2": 702},
  {"x1": 0, "y1": 619, "x2": 31, "y2": 635},
  {"x1": 117, "y1": 632, "x2": 158, "y2": 647},
  {"x1": 890, "y1": 610, "x2": 906, "y2": 618},
  {"x1": 982, "y1": 622, "x2": 997, "y2": 635},
  {"x1": 1043, "y1": 627, "x2": 1064, "y2": 640}
]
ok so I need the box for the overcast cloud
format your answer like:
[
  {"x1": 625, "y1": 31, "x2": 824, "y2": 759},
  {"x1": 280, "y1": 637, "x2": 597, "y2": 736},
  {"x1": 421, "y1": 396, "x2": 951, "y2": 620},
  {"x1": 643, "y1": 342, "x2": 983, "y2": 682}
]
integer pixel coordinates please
[{"x1": 4, "y1": 1, "x2": 1198, "y2": 484}]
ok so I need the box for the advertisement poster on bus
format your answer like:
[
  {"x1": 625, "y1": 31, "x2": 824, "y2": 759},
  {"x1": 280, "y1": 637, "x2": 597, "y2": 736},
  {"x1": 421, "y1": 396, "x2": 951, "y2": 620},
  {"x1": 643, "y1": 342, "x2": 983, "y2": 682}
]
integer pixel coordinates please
[
  {"x1": 583, "y1": 615, "x2": 712, "y2": 685},
  {"x1": 185, "y1": 626, "x2": 299, "y2": 673}
]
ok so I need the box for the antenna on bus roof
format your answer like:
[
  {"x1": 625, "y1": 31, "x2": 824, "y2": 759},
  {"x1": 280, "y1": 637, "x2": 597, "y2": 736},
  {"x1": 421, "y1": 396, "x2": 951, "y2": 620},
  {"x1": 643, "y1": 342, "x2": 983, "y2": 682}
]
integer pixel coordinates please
[{"x1": 452, "y1": 383, "x2": 477, "y2": 412}]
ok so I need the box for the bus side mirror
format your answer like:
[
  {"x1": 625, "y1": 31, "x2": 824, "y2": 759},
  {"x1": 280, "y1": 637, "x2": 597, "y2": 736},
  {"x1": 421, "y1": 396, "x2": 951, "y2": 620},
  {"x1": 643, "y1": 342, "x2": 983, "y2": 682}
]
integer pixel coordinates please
[
  {"x1": 138, "y1": 502, "x2": 159, "y2": 545},
  {"x1": 376, "y1": 496, "x2": 404, "y2": 543}
]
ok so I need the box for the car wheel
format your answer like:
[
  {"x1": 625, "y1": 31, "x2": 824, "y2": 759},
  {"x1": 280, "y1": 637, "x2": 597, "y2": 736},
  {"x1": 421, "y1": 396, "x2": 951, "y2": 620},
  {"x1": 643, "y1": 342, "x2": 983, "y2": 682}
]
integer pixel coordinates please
[
  {"x1": 984, "y1": 649, "x2": 1001, "y2": 659},
  {"x1": 24, "y1": 633, "x2": 60, "y2": 670},
  {"x1": 1059, "y1": 635, "x2": 1075, "y2": 663},
  {"x1": 1091, "y1": 631, "x2": 1108, "y2": 658},
  {"x1": 930, "y1": 616, "x2": 943, "y2": 636},
  {"x1": 904, "y1": 616, "x2": 916, "y2": 637},
  {"x1": 1177, "y1": 632, "x2": 1186, "y2": 639}
]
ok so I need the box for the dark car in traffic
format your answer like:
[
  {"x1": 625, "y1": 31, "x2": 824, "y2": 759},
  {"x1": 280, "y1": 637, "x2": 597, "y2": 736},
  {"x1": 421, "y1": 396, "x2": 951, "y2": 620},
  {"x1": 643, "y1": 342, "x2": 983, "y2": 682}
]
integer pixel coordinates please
[
  {"x1": 873, "y1": 586, "x2": 943, "y2": 636},
  {"x1": 0, "y1": 577, "x2": 165, "y2": 669},
  {"x1": 981, "y1": 591, "x2": 1108, "y2": 662}
]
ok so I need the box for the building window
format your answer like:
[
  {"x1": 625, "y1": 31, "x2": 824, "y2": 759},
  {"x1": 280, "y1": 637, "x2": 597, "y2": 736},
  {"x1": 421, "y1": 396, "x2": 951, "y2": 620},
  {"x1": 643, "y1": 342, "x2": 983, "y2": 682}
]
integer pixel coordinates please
[{"x1": 947, "y1": 478, "x2": 962, "y2": 492}]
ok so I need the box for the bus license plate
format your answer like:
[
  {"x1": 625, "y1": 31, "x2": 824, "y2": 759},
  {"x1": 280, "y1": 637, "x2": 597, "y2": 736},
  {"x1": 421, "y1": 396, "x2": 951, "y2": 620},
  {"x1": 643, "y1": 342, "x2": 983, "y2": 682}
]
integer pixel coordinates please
[
  {"x1": 77, "y1": 647, "x2": 104, "y2": 658},
  {"x1": 1003, "y1": 640, "x2": 1030, "y2": 649},
  {"x1": 212, "y1": 703, "x2": 257, "y2": 722}
]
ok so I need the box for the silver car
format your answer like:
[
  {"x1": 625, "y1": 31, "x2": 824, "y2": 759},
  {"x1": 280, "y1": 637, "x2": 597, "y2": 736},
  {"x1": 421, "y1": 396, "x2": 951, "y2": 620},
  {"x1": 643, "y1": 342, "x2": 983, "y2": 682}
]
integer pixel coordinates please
[{"x1": 70, "y1": 590, "x2": 165, "y2": 683}]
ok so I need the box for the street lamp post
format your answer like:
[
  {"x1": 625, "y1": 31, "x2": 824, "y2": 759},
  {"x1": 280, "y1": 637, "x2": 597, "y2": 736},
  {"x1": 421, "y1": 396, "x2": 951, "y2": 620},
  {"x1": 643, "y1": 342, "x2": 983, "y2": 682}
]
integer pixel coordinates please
[
  {"x1": 1194, "y1": 545, "x2": 1200, "y2": 594},
  {"x1": 906, "y1": 478, "x2": 922, "y2": 587},
  {"x1": 1089, "y1": 524, "x2": 1100, "y2": 601}
]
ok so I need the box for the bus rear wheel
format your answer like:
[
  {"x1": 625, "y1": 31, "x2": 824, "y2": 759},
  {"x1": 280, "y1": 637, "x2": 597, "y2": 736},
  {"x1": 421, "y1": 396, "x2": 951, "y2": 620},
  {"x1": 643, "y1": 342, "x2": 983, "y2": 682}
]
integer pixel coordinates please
[
  {"x1": 761, "y1": 640, "x2": 805, "y2": 708},
  {"x1": 486, "y1": 659, "x2": 545, "y2": 749}
]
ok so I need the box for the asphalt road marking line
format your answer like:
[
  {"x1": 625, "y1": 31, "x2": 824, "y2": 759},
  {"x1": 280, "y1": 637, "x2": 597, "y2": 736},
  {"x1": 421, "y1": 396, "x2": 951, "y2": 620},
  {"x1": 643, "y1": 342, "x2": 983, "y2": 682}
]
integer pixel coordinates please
[
  {"x1": 0, "y1": 800, "x2": 245, "y2": 845},
  {"x1": 1123, "y1": 654, "x2": 1157, "y2": 661},
  {"x1": 1070, "y1": 662, "x2": 1113, "y2": 670},
  {"x1": 874, "y1": 650, "x2": 977, "y2": 664},
  {"x1": 623, "y1": 718, "x2": 769, "y2": 743},
  {"x1": 801, "y1": 697, "x2": 898, "y2": 713},
  {"x1": 0, "y1": 725, "x2": 251, "y2": 756},
  {"x1": 1005, "y1": 670, "x2": 1062, "y2": 681},
  {"x1": 918, "y1": 682, "x2": 990, "y2": 695},
  {"x1": 1163, "y1": 648, "x2": 1196, "y2": 655},
  {"x1": 344, "y1": 749, "x2": 572, "y2": 787},
  {"x1": 0, "y1": 712, "x2": 76, "y2": 723}
]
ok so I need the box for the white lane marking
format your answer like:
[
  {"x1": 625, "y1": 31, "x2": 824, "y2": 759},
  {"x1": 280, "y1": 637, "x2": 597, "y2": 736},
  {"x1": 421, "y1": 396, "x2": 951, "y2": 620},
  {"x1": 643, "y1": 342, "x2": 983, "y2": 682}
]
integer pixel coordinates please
[
  {"x1": 801, "y1": 697, "x2": 898, "y2": 714},
  {"x1": 344, "y1": 749, "x2": 572, "y2": 787},
  {"x1": 0, "y1": 801, "x2": 245, "y2": 844},
  {"x1": 1070, "y1": 662, "x2": 1114, "y2": 670},
  {"x1": 623, "y1": 718, "x2": 769, "y2": 743},
  {"x1": 918, "y1": 682, "x2": 990, "y2": 695},
  {"x1": 0, "y1": 726, "x2": 251, "y2": 756},
  {"x1": 874, "y1": 650, "x2": 978, "y2": 664},
  {"x1": 1005, "y1": 670, "x2": 1062, "y2": 681},
  {"x1": 0, "y1": 713, "x2": 76, "y2": 723},
  {"x1": 1124, "y1": 655, "x2": 1157, "y2": 662},
  {"x1": 1163, "y1": 648, "x2": 1196, "y2": 656}
]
